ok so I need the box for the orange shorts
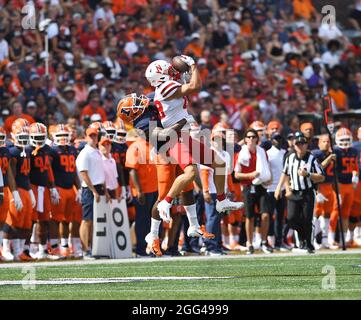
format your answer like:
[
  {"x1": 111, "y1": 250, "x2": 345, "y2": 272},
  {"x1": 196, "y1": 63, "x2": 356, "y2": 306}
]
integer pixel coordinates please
[
  {"x1": 350, "y1": 181, "x2": 361, "y2": 218},
  {"x1": 0, "y1": 187, "x2": 10, "y2": 222},
  {"x1": 51, "y1": 187, "x2": 76, "y2": 223},
  {"x1": 31, "y1": 185, "x2": 51, "y2": 222},
  {"x1": 331, "y1": 183, "x2": 354, "y2": 219},
  {"x1": 6, "y1": 188, "x2": 33, "y2": 229},
  {"x1": 156, "y1": 161, "x2": 193, "y2": 201},
  {"x1": 315, "y1": 183, "x2": 336, "y2": 217}
]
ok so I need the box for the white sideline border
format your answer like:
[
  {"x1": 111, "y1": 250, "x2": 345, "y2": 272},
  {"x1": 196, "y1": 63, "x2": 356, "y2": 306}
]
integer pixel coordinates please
[{"x1": 0, "y1": 249, "x2": 360, "y2": 269}]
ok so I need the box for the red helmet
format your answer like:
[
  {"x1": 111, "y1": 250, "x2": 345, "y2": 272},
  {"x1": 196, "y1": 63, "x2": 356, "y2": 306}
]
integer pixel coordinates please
[
  {"x1": 29, "y1": 122, "x2": 47, "y2": 147},
  {"x1": 116, "y1": 93, "x2": 149, "y2": 123}
]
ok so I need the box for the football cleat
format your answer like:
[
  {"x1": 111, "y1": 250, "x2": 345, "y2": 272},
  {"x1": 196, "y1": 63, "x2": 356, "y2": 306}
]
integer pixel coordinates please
[
  {"x1": 187, "y1": 225, "x2": 215, "y2": 239},
  {"x1": 1, "y1": 250, "x2": 14, "y2": 262},
  {"x1": 145, "y1": 233, "x2": 162, "y2": 257},
  {"x1": 157, "y1": 200, "x2": 172, "y2": 223},
  {"x1": 16, "y1": 251, "x2": 35, "y2": 262},
  {"x1": 216, "y1": 199, "x2": 244, "y2": 213}
]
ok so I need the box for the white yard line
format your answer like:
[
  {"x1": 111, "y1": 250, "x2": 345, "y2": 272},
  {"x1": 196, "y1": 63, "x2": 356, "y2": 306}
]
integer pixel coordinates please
[
  {"x1": 0, "y1": 249, "x2": 360, "y2": 270},
  {"x1": 0, "y1": 276, "x2": 237, "y2": 286}
]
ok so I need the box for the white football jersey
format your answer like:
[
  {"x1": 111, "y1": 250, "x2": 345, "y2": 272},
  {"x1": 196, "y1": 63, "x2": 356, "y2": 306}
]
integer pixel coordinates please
[{"x1": 154, "y1": 80, "x2": 191, "y2": 129}]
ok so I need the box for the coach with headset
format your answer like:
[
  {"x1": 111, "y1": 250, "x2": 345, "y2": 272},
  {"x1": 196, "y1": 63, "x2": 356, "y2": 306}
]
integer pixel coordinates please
[{"x1": 275, "y1": 131, "x2": 325, "y2": 253}]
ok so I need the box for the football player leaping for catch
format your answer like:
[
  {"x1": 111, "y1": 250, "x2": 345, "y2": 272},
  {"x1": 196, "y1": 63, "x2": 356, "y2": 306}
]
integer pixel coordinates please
[{"x1": 144, "y1": 56, "x2": 244, "y2": 223}]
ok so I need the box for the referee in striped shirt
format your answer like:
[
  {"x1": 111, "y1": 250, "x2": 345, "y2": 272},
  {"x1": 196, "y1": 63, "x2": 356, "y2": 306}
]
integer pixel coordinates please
[{"x1": 275, "y1": 131, "x2": 325, "y2": 253}]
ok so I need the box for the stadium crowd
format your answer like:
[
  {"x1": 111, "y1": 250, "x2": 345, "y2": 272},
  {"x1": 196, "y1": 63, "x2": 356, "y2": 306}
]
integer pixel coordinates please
[{"x1": 0, "y1": 0, "x2": 360, "y2": 261}]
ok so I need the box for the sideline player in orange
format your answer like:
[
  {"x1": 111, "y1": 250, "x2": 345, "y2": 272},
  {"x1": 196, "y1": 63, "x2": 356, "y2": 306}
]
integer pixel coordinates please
[
  {"x1": 28, "y1": 122, "x2": 60, "y2": 260},
  {"x1": 2, "y1": 119, "x2": 35, "y2": 261},
  {"x1": 349, "y1": 126, "x2": 361, "y2": 246},
  {"x1": 0, "y1": 126, "x2": 13, "y2": 253},
  {"x1": 329, "y1": 128, "x2": 359, "y2": 249},
  {"x1": 49, "y1": 124, "x2": 82, "y2": 257},
  {"x1": 312, "y1": 135, "x2": 337, "y2": 249},
  {"x1": 118, "y1": 94, "x2": 214, "y2": 257}
]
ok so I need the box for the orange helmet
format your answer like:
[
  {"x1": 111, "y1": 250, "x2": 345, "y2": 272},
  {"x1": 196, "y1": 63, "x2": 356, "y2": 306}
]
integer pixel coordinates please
[
  {"x1": 116, "y1": 93, "x2": 149, "y2": 123},
  {"x1": 11, "y1": 118, "x2": 30, "y2": 133},
  {"x1": 89, "y1": 121, "x2": 106, "y2": 138},
  {"x1": 53, "y1": 124, "x2": 71, "y2": 146},
  {"x1": 11, "y1": 122, "x2": 30, "y2": 147},
  {"x1": 29, "y1": 122, "x2": 47, "y2": 147},
  {"x1": 250, "y1": 121, "x2": 265, "y2": 131},
  {"x1": 102, "y1": 121, "x2": 116, "y2": 140},
  {"x1": 0, "y1": 126, "x2": 6, "y2": 147},
  {"x1": 114, "y1": 118, "x2": 127, "y2": 144},
  {"x1": 267, "y1": 120, "x2": 281, "y2": 134},
  {"x1": 335, "y1": 127, "x2": 352, "y2": 149}
]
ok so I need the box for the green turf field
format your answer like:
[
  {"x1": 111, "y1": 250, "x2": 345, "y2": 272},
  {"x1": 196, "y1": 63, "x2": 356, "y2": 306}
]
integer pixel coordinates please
[{"x1": 0, "y1": 252, "x2": 361, "y2": 300}]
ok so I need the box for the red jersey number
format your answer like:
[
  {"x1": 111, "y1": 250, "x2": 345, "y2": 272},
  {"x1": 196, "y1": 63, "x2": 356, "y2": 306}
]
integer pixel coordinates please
[
  {"x1": 34, "y1": 156, "x2": 50, "y2": 173},
  {"x1": 341, "y1": 157, "x2": 356, "y2": 174},
  {"x1": 60, "y1": 155, "x2": 76, "y2": 173},
  {"x1": 155, "y1": 101, "x2": 166, "y2": 119},
  {"x1": 20, "y1": 158, "x2": 30, "y2": 175},
  {"x1": 0, "y1": 157, "x2": 9, "y2": 174}
]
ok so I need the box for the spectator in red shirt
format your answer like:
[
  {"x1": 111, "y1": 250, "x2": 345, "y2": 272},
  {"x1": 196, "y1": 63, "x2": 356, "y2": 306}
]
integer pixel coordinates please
[
  {"x1": 4, "y1": 100, "x2": 35, "y2": 134},
  {"x1": 81, "y1": 95, "x2": 107, "y2": 122},
  {"x1": 80, "y1": 24, "x2": 102, "y2": 57}
]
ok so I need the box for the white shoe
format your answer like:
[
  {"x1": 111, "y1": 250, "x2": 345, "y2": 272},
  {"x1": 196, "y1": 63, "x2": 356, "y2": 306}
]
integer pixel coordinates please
[
  {"x1": 72, "y1": 251, "x2": 83, "y2": 258},
  {"x1": 314, "y1": 241, "x2": 321, "y2": 250},
  {"x1": 1, "y1": 250, "x2": 14, "y2": 262},
  {"x1": 216, "y1": 199, "x2": 244, "y2": 213},
  {"x1": 33, "y1": 251, "x2": 48, "y2": 260},
  {"x1": 157, "y1": 200, "x2": 172, "y2": 223}
]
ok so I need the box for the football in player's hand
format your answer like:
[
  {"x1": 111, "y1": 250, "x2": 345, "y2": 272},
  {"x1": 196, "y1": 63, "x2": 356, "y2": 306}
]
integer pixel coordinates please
[{"x1": 172, "y1": 56, "x2": 190, "y2": 73}]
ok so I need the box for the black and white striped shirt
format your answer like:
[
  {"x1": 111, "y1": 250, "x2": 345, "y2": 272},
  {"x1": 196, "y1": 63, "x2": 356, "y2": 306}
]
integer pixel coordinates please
[{"x1": 283, "y1": 151, "x2": 323, "y2": 191}]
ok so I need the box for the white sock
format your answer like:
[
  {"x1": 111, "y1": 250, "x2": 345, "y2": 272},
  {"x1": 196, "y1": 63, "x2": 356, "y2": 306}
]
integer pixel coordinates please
[
  {"x1": 0, "y1": 231, "x2": 3, "y2": 245},
  {"x1": 255, "y1": 232, "x2": 262, "y2": 246},
  {"x1": 343, "y1": 233, "x2": 347, "y2": 244},
  {"x1": 313, "y1": 217, "x2": 321, "y2": 235},
  {"x1": 319, "y1": 216, "x2": 330, "y2": 238},
  {"x1": 12, "y1": 239, "x2": 21, "y2": 256},
  {"x1": 30, "y1": 224, "x2": 37, "y2": 243},
  {"x1": 328, "y1": 232, "x2": 335, "y2": 244},
  {"x1": 184, "y1": 204, "x2": 199, "y2": 228},
  {"x1": 347, "y1": 230, "x2": 354, "y2": 242},
  {"x1": 20, "y1": 239, "x2": 26, "y2": 252},
  {"x1": 222, "y1": 235, "x2": 230, "y2": 245},
  {"x1": 267, "y1": 235, "x2": 275, "y2": 247},
  {"x1": 38, "y1": 244, "x2": 47, "y2": 253},
  {"x1": 150, "y1": 218, "x2": 161, "y2": 239},
  {"x1": 355, "y1": 227, "x2": 361, "y2": 239},
  {"x1": 30, "y1": 243, "x2": 38, "y2": 254},
  {"x1": 294, "y1": 231, "x2": 300, "y2": 248},
  {"x1": 61, "y1": 238, "x2": 68, "y2": 247},
  {"x1": 71, "y1": 237, "x2": 81, "y2": 252},
  {"x1": 231, "y1": 234, "x2": 239, "y2": 245},
  {"x1": 3, "y1": 239, "x2": 11, "y2": 252}
]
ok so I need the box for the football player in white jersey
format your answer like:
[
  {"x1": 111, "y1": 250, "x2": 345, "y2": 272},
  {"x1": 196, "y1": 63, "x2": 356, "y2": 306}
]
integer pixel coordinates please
[{"x1": 145, "y1": 56, "x2": 243, "y2": 222}]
